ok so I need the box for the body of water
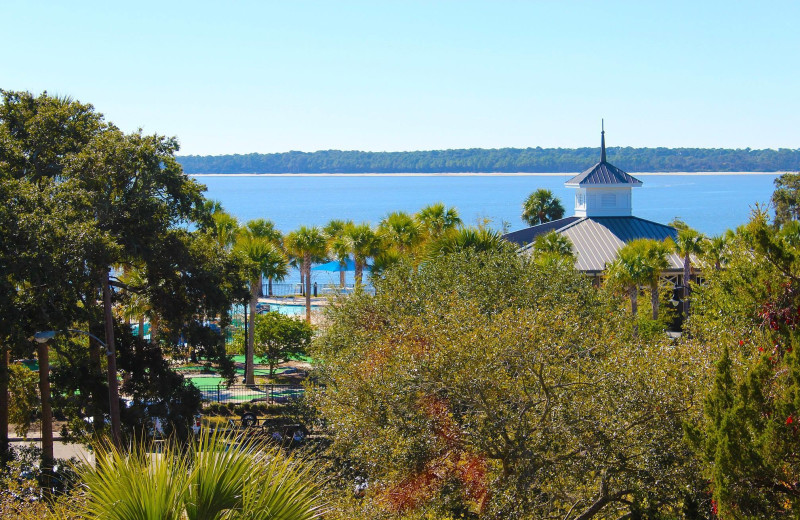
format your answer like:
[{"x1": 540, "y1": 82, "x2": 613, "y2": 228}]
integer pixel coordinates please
[{"x1": 195, "y1": 172, "x2": 781, "y2": 283}]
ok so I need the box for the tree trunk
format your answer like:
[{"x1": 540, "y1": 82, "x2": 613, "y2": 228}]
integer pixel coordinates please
[
  {"x1": 683, "y1": 253, "x2": 691, "y2": 318},
  {"x1": 101, "y1": 269, "x2": 122, "y2": 448},
  {"x1": 650, "y1": 281, "x2": 659, "y2": 320},
  {"x1": 88, "y1": 308, "x2": 106, "y2": 432},
  {"x1": 629, "y1": 285, "x2": 639, "y2": 336},
  {"x1": 138, "y1": 315, "x2": 145, "y2": 340},
  {"x1": 305, "y1": 254, "x2": 312, "y2": 323},
  {"x1": 245, "y1": 281, "x2": 258, "y2": 385},
  {"x1": 340, "y1": 268, "x2": 346, "y2": 288},
  {"x1": 0, "y1": 345, "x2": 9, "y2": 464},
  {"x1": 37, "y1": 341, "x2": 53, "y2": 494},
  {"x1": 268, "y1": 277, "x2": 273, "y2": 297},
  {"x1": 355, "y1": 261, "x2": 363, "y2": 287}
]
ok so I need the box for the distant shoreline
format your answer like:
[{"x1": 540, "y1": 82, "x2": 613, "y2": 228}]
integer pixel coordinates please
[{"x1": 190, "y1": 171, "x2": 785, "y2": 178}]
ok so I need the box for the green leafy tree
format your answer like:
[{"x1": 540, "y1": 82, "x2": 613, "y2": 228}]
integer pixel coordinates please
[
  {"x1": 8, "y1": 363, "x2": 39, "y2": 438},
  {"x1": 687, "y1": 210, "x2": 800, "y2": 518},
  {"x1": 312, "y1": 250, "x2": 703, "y2": 519},
  {"x1": 521, "y1": 188, "x2": 565, "y2": 226},
  {"x1": 772, "y1": 172, "x2": 800, "y2": 227},
  {"x1": 254, "y1": 312, "x2": 314, "y2": 378}
]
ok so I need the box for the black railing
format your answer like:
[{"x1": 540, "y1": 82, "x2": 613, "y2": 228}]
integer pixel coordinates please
[
  {"x1": 194, "y1": 383, "x2": 305, "y2": 404},
  {"x1": 261, "y1": 282, "x2": 374, "y2": 298}
]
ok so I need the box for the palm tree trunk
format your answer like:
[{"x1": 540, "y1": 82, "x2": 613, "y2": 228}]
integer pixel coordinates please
[
  {"x1": 683, "y1": 253, "x2": 691, "y2": 317},
  {"x1": 37, "y1": 341, "x2": 53, "y2": 495},
  {"x1": 304, "y1": 254, "x2": 312, "y2": 322},
  {"x1": 650, "y1": 281, "x2": 659, "y2": 320},
  {"x1": 340, "y1": 268, "x2": 346, "y2": 288},
  {"x1": 355, "y1": 261, "x2": 363, "y2": 287},
  {"x1": 268, "y1": 277, "x2": 273, "y2": 297},
  {"x1": 245, "y1": 281, "x2": 258, "y2": 385},
  {"x1": 629, "y1": 285, "x2": 639, "y2": 336}
]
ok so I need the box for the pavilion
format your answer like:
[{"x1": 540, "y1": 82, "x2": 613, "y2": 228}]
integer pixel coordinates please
[{"x1": 502, "y1": 125, "x2": 685, "y2": 283}]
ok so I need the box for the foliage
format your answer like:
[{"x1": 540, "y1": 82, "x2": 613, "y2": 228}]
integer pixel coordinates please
[
  {"x1": 312, "y1": 250, "x2": 703, "y2": 519},
  {"x1": 521, "y1": 188, "x2": 565, "y2": 226},
  {"x1": 8, "y1": 363, "x2": 39, "y2": 437},
  {"x1": 254, "y1": 311, "x2": 314, "y2": 377},
  {"x1": 75, "y1": 429, "x2": 326, "y2": 520},
  {"x1": 427, "y1": 227, "x2": 512, "y2": 257},
  {"x1": 686, "y1": 210, "x2": 800, "y2": 518},
  {"x1": 177, "y1": 147, "x2": 800, "y2": 174},
  {"x1": 772, "y1": 172, "x2": 800, "y2": 227}
]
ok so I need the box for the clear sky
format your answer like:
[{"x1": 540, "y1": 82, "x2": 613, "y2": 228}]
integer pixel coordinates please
[{"x1": 4, "y1": 1, "x2": 799, "y2": 155}]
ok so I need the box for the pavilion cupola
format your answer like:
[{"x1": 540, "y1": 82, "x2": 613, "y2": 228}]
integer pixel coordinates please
[{"x1": 565, "y1": 122, "x2": 642, "y2": 217}]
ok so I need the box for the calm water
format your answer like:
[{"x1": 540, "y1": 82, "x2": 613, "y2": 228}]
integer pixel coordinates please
[{"x1": 195, "y1": 173, "x2": 780, "y2": 237}]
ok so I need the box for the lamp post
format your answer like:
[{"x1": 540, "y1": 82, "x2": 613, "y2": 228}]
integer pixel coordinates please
[{"x1": 34, "y1": 329, "x2": 122, "y2": 447}]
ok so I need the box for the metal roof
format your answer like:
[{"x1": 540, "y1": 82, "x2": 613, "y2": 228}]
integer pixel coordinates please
[
  {"x1": 502, "y1": 217, "x2": 580, "y2": 246},
  {"x1": 565, "y1": 161, "x2": 643, "y2": 187},
  {"x1": 512, "y1": 216, "x2": 683, "y2": 273}
]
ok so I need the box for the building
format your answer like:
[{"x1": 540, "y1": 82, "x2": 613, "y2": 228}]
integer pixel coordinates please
[{"x1": 502, "y1": 125, "x2": 684, "y2": 283}]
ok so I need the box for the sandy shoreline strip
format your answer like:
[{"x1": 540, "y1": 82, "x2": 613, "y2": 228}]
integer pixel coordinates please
[{"x1": 191, "y1": 171, "x2": 785, "y2": 178}]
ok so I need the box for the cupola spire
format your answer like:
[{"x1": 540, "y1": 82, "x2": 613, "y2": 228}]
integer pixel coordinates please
[{"x1": 600, "y1": 119, "x2": 606, "y2": 163}]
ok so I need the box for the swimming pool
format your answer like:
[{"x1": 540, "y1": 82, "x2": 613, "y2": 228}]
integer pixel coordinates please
[{"x1": 266, "y1": 303, "x2": 321, "y2": 316}]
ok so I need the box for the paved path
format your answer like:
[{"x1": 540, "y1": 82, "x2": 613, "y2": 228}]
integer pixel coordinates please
[{"x1": 8, "y1": 433, "x2": 93, "y2": 462}]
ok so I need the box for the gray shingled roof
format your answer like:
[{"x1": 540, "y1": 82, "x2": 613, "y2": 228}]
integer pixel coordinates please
[
  {"x1": 512, "y1": 216, "x2": 683, "y2": 273},
  {"x1": 565, "y1": 161, "x2": 643, "y2": 187}
]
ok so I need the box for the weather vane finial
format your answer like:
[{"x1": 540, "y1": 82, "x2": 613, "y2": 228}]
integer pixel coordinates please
[{"x1": 600, "y1": 119, "x2": 606, "y2": 163}]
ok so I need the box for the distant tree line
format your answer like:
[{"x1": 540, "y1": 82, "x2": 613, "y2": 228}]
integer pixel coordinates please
[{"x1": 178, "y1": 147, "x2": 800, "y2": 174}]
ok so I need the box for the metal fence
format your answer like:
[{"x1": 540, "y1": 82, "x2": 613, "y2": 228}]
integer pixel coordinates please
[
  {"x1": 262, "y1": 282, "x2": 371, "y2": 298},
  {"x1": 195, "y1": 384, "x2": 306, "y2": 404}
]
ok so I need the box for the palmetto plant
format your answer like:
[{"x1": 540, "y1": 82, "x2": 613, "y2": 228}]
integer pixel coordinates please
[
  {"x1": 521, "y1": 188, "x2": 565, "y2": 226},
  {"x1": 76, "y1": 429, "x2": 325, "y2": 520},
  {"x1": 284, "y1": 226, "x2": 327, "y2": 322},
  {"x1": 235, "y1": 232, "x2": 288, "y2": 384}
]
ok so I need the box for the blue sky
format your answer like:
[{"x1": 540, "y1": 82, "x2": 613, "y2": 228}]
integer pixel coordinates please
[{"x1": 4, "y1": 1, "x2": 799, "y2": 155}]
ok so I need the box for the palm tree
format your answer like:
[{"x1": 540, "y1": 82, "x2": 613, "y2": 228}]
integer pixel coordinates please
[
  {"x1": 633, "y1": 239, "x2": 671, "y2": 320},
  {"x1": 378, "y1": 211, "x2": 422, "y2": 255},
  {"x1": 285, "y1": 226, "x2": 327, "y2": 322},
  {"x1": 670, "y1": 227, "x2": 704, "y2": 317},
  {"x1": 324, "y1": 219, "x2": 354, "y2": 288},
  {"x1": 235, "y1": 233, "x2": 287, "y2": 384},
  {"x1": 344, "y1": 223, "x2": 381, "y2": 287},
  {"x1": 76, "y1": 430, "x2": 325, "y2": 520},
  {"x1": 211, "y1": 211, "x2": 240, "y2": 250},
  {"x1": 247, "y1": 218, "x2": 283, "y2": 296},
  {"x1": 415, "y1": 203, "x2": 462, "y2": 241},
  {"x1": 703, "y1": 233, "x2": 729, "y2": 271},
  {"x1": 605, "y1": 244, "x2": 650, "y2": 335},
  {"x1": 532, "y1": 230, "x2": 574, "y2": 257},
  {"x1": 429, "y1": 227, "x2": 511, "y2": 255},
  {"x1": 521, "y1": 189, "x2": 565, "y2": 226}
]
